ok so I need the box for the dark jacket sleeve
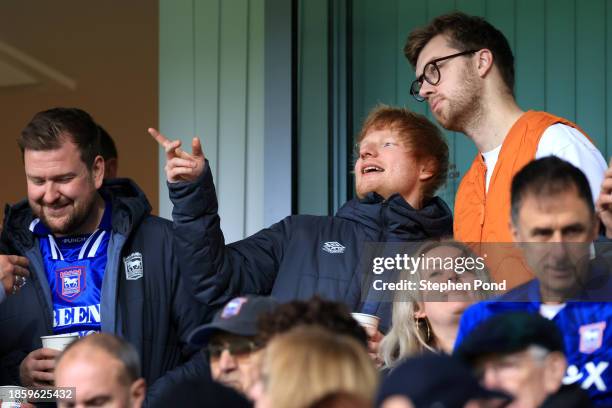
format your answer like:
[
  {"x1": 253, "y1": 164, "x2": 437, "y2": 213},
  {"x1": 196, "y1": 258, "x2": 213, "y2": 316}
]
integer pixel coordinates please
[
  {"x1": 0, "y1": 225, "x2": 25, "y2": 383},
  {"x1": 144, "y1": 352, "x2": 211, "y2": 408},
  {"x1": 142, "y1": 220, "x2": 212, "y2": 408},
  {"x1": 168, "y1": 161, "x2": 290, "y2": 307}
]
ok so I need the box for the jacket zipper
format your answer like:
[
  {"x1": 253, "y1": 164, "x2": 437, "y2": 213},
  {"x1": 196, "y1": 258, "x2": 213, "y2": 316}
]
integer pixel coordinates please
[{"x1": 380, "y1": 200, "x2": 389, "y2": 242}]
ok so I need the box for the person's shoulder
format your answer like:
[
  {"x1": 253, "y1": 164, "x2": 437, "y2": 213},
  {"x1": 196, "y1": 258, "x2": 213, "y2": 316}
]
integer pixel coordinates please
[
  {"x1": 3, "y1": 199, "x2": 33, "y2": 229},
  {"x1": 129, "y1": 214, "x2": 173, "y2": 237},
  {"x1": 538, "y1": 122, "x2": 596, "y2": 151},
  {"x1": 566, "y1": 301, "x2": 612, "y2": 316},
  {"x1": 463, "y1": 289, "x2": 534, "y2": 318},
  {"x1": 497, "y1": 279, "x2": 539, "y2": 301},
  {"x1": 461, "y1": 300, "x2": 491, "y2": 322},
  {"x1": 137, "y1": 213, "x2": 171, "y2": 226},
  {"x1": 286, "y1": 213, "x2": 353, "y2": 227}
]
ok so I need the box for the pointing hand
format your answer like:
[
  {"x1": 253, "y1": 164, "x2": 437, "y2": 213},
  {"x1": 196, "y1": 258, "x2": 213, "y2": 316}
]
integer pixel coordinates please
[{"x1": 148, "y1": 128, "x2": 206, "y2": 183}]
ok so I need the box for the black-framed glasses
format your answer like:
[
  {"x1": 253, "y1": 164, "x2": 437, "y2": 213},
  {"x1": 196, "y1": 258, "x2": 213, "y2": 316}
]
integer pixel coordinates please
[
  {"x1": 205, "y1": 339, "x2": 262, "y2": 359},
  {"x1": 410, "y1": 49, "x2": 478, "y2": 102}
]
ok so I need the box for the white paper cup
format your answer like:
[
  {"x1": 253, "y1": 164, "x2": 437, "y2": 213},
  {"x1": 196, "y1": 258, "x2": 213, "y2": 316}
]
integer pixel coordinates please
[
  {"x1": 41, "y1": 333, "x2": 79, "y2": 351},
  {"x1": 351, "y1": 313, "x2": 380, "y2": 332},
  {"x1": 1, "y1": 403, "x2": 22, "y2": 408}
]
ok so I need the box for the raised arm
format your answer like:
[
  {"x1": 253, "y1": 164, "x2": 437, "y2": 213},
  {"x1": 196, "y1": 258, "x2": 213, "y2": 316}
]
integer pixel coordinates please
[{"x1": 148, "y1": 128, "x2": 288, "y2": 307}]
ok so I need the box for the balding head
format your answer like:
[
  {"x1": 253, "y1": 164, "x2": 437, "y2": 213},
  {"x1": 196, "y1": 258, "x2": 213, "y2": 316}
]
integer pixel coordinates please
[{"x1": 55, "y1": 334, "x2": 145, "y2": 408}]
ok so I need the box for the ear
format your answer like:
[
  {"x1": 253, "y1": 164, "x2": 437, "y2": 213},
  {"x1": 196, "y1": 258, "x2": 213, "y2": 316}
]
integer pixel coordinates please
[
  {"x1": 543, "y1": 352, "x2": 567, "y2": 394},
  {"x1": 92, "y1": 155, "x2": 105, "y2": 189},
  {"x1": 414, "y1": 303, "x2": 426, "y2": 319},
  {"x1": 475, "y1": 48, "x2": 494, "y2": 78},
  {"x1": 509, "y1": 218, "x2": 521, "y2": 243},
  {"x1": 130, "y1": 378, "x2": 146, "y2": 407},
  {"x1": 418, "y1": 159, "x2": 435, "y2": 182}
]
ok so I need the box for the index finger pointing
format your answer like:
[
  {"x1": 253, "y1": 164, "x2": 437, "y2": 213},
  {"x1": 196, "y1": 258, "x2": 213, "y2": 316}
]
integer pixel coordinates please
[
  {"x1": 192, "y1": 137, "x2": 204, "y2": 158},
  {"x1": 148, "y1": 128, "x2": 171, "y2": 147}
]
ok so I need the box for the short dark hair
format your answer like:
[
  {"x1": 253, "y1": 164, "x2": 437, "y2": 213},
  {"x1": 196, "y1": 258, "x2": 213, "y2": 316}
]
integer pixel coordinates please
[
  {"x1": 58, "y1": 333, "x2": 141, "y2": 385},
  {"x1": 405, "y1": 12, "x2": 515, "y2": 95},
  {"x1": 257, "y1": 296, "x2": 368, "y2": 348},
  {"x1": 511, "y1": 156, "x2": 594, "y2": 224},
  {"x1": 19, "y1": 107, "x2": 101, "y2": 168},
  {"x1": 358, "y1": 105, "x2": 449, "y2": 200},
  {"x1": 98, "y1": 125, "x2": 118, "y2": 161}
]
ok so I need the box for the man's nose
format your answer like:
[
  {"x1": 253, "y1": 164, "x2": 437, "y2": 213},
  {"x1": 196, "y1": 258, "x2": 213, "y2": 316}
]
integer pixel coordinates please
[
  {"x1": 218, "y1": 349, "x2": 238, "y2": 372},
  {"x1": 418, "y1": 79, "x2": 435, "y2": 100},
  {"x1": 482, "y1": 367, "x2": 500, "y2": 390},
  {"x1": 359, "y1": 143, "x2": 377, "y2": 159},
  {"x1": 43, "y1": 183, "x2": 60, "y2": 204}
]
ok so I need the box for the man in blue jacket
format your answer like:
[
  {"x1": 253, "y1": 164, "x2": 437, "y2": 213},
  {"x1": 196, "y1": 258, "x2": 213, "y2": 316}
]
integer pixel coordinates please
[
  {"x1": 0, "y1": 108, "x2": 209, "y2": 407},
  {"x1": 455, "y1": 157, "x2": 612, "y2": 406},
  {"x1": 150, "y1": 105, "x2": 453, "y2": 337}
]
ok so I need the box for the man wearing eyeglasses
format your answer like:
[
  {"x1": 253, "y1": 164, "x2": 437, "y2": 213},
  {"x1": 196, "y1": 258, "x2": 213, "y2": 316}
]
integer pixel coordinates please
[
  {"x1": 188, "y1": 296, "x2": 279, "y2": 397},
  {"x1": 405, "y1": 12, "x2": 606, "y2": 244}
]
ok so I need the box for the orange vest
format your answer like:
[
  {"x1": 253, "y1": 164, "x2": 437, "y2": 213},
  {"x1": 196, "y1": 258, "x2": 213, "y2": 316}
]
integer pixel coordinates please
[
  {"x1": 454, "y1": 110, "x2": 584, "y2": 243},
  {"x1": 454, "y1": 111, "x2": 587, "y2": 288}
]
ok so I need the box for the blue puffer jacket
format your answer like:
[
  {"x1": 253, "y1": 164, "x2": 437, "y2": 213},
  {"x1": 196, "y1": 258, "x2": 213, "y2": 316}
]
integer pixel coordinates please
[{"x1": 169, "y1": 161, "x2": 453, "y2": 331}]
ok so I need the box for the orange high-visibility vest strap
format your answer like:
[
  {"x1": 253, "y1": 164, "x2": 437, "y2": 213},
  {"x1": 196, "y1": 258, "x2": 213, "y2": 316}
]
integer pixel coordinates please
[{"x1": 454, "y1": 111, "x2": 585, "y2": 243}]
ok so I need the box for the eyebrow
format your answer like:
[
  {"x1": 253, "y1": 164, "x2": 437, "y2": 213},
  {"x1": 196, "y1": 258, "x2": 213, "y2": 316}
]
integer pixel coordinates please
[
  {"x1": 26, "y1": 172, "x2": 77, "y2": 181},
  {"x1": 83, "y1": 395, "x2": 112, "y2": 405},
  {"x1": 530, "y1": 223, "x2": 587, "y2": 235}
]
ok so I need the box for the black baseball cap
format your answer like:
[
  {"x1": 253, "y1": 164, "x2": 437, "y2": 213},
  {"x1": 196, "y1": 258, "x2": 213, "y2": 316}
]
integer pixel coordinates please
[
  {"x1": 455, "y1": 312, "x2": 565, "y2": 364},
  {"x1": 188, "y1": 296, "x2": 279, "y2": 346},
  {"x1": 376, "y1": 354, "x2": 512, "y2": 408}
]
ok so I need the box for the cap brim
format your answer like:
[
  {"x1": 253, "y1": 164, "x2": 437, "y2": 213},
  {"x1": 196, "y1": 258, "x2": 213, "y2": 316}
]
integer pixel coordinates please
[
  {"x1": 188, "y1": 325, "x2": 218, "y2": 346},
  {"x1": 187, "y1": 322, "x2": 258, "y2": 346}
]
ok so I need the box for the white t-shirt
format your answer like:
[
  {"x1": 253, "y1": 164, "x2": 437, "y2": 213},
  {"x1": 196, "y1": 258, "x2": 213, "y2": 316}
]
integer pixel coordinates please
[{"x1": 482, "y1": 123, "x2": 607, "y2": 202}]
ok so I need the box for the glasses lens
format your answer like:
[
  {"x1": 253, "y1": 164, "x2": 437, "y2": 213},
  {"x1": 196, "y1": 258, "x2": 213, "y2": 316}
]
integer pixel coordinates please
[
  {"x1": 410, "y1": 80, "x2": 424, "y2": 102},
  {"x1": 424, "y1": 63, "x2": 440, "y2": 85},
  {"x1": 207, "y1": 340, "x2": 257, "y2": 359},
  {"x1": 206, "y1": 344, "x2": 225, "y2": 359},
  {"x1": 230, "y1": 341, "x2": 256, "y2": 356}
]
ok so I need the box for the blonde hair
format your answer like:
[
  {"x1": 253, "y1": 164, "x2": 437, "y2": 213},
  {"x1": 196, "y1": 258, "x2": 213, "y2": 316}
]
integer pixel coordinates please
[
  {"x1": 260, "y1": 326, "x2": 378, "y2": 408},
  {"x1": 379, "y1": 240, "x2": 492, "y2": 369}
]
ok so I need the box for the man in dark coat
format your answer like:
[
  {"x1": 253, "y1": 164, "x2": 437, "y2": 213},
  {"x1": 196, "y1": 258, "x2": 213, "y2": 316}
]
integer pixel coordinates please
[
  {"x1": 0, "y1": 108, "x2": 209, "y2": 407},
  {"x1": 151, "y1": 105, "x2": 452, "y2": 338}
]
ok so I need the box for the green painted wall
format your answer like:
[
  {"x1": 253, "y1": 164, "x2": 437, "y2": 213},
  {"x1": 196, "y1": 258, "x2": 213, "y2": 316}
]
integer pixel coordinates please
[
  {"x1": 297, "y1": 0, "x2": 330, "y2": 215},
  {"x1": 352, "y1": 0, "x2": 612, "y2": 211},
  {"x1": 159, "y1": 0, "x2": 265, "y2": 242},
  {"x1": 159, "y1": 0, "x2": 612, "y2": 224}
]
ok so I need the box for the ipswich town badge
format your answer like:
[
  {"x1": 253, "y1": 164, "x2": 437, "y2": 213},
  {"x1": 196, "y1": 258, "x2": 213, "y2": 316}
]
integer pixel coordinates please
[
  {"x1": 124, "y1": 252, "x2": 144, "y2": 281},
  {"x1": 579, "y1": 321, "x2": 606, "y2": 354},
  {"x1": 56, "y1": 266, "x2": 86, "y2": 301}
]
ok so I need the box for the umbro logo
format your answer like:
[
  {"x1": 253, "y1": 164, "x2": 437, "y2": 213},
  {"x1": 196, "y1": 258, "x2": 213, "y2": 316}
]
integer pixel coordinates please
[{"x1": 322, "y1": 241, "x2": 345, "y2": 254}]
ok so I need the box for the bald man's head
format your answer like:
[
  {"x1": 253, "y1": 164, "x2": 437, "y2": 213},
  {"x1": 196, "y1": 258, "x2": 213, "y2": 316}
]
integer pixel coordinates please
[{"x1": 55, "y1": 334, "x2": 145, "y2": 408}]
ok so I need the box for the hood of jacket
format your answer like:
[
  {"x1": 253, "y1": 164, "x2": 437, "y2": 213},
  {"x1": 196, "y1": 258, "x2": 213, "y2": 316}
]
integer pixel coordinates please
[
  {"x1": 2, "y1": 178, "x2": 151, "y2": 250},
  {"x1": 335, "y1": 192, "x2": 453, "y2": 241}
]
